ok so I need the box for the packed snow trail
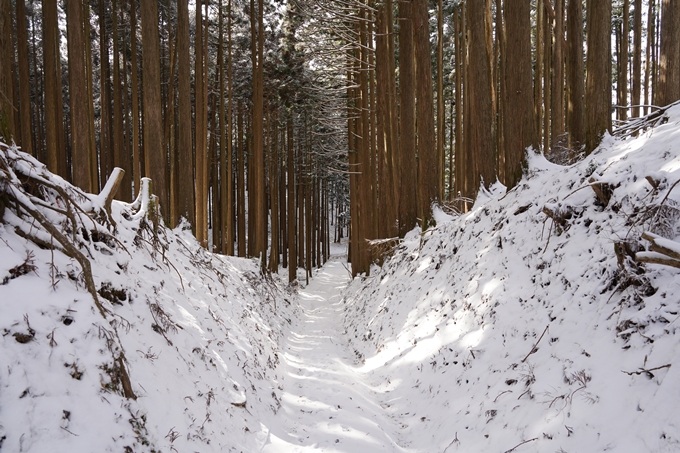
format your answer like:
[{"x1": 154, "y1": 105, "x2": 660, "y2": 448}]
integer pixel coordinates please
[{"x1": 261, "y1": 254, "x2": 404, "y2": 453}]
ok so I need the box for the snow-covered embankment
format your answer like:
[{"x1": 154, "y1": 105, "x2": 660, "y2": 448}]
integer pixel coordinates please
[{"x1": 342, "y1": 107, "x2": 680, "y2": 452}]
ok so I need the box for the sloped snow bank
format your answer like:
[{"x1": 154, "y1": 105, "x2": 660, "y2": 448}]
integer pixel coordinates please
[
  {"x1": 343, "y1": 108, "x2": 680, "y2": 452},
  {"x1": 0, "y1": 144, "x2": 294, "y2": 452}
]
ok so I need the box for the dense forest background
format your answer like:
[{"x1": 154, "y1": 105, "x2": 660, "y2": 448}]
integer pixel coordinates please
[{"x1": 0, "y1": 0, "x2": 678, "y2": 279}]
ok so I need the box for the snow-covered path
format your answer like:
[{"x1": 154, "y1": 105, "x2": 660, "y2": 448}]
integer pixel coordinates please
[{"x1": 261, "y1": 255, "x2": 403, "y2": 453}]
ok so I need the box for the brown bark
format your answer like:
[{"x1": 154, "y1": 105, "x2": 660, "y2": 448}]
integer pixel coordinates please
[
  {"x1": 100, "y1": 0, "x2": 113, "y2": 188},
  {"x1": 112, "y1": 0, "x2": 131, "y2": 200},
  {"x1": 619, "y1": 0, "x2": 629, "y2": 121},
  {"x1": 195, "y1": 0, "x2": 208, "y2": 245},
  {"x1": 280, "y1": 123, "x2": 287, "y2": 267},
  {"x1": 218, "y1": 0, "x2": 227, "y2": 253},
  {"x1": 287, "y1": 116, "x2": 296, "y2": 282},
  {"x1": 269, "y1": 110, "x2": 280, "y2": 272},
  {"x1": 225, "y1": 0, "x2": 235, "y2": 255},
  {"x1": 177, "y1": 0, "x2": 194, "y2": 226},
  {"x1": 131, "y1": 0, "x2": 141, "y2": 185},
  {"x1": 534, "y1": 1, "x2": 544, "y2": 150},
  {"x1": 632, "y1": 0, "x2": 642, "y2": 118},
  {"x1": 504, "y1": 0, "x2": 538, "y2": 189},
  {"x1": 43, "y1": 0, "x2": 66, "y2": 178},
  {"x1": 495, "y1": 0, "x2": 505, "y2": 185},
  {"x1": 166, "y1": 21, "x2": 178, "y2": 227},
  {"x1": 437, "y1": 0, "x2": 445, "y2": 201},
  {"x1": 251, "y1": 0, "x2": 267, "y2": 265},
  {"x1": 543, "y1": 1, "x2": 551, "y2": 152},
  {"x1": 566, "y1": 0, "x2": 585, "y2": 149},
  {"x1": 585, "y1": 0, "x2": 612, "y2": 154},
  {"x1": 140, "y1": 0, "x2": 168, "y2": 216},
  {"x1": 237, "y1": 101, "x2": 246, "y2": 257},
  {"x1": 16, "y1": 0, "x2": 33, "y2": 156},
  {"x1": 656, "y1": 0, "x2": 680, "y2": 106},
  {"x1": 84, "y1": 2, "x2": 98, "y2": 191},
  {"x1": 644, "y1": 0, "x2": 655, "y2": 115},
  {"x1": 0, "y1": 0, "x2": 14, "y2": 143},
  {"x1": 414, "y1": 0, "x2": 439, "y2": 227},
  {"x1": 398, "y1": 0, "x2": 417, "y2": 237},
  {"x1": 552, "y1": 0, "x2": 565, "y2": 147},
  {"x1": 466, "y1": 0, "x2": 495, "y2": 196},
  {"x1": 454, "y1": 5, "x2": 464, "y2": 203},
  {"x1": 66, "y1": 0, "x2": 94, "y2": 192}
]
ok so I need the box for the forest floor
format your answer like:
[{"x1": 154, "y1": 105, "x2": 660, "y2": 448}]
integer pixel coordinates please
[{"x1": 262, "y1": 251, "x2": 404, "y2": 453}]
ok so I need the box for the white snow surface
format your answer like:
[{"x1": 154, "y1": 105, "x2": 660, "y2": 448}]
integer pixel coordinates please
[{"x1": 2, "y1": 106, "x2": 680, "y2": 453}]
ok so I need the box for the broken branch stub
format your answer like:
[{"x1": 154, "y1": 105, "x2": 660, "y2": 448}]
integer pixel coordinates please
[
  {"x1": 636, "y1": 232, "x2": 680, "y2": 269},
  {"x1": 588, "y1": 177, "x2": 613, "y2": 207}
]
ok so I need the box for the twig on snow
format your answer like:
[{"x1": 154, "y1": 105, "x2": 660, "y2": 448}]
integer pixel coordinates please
[
  {"x1": 504, "y1": 437, "x2": 538, "y2": 453},
  {"x1": 622, "y1": 363, "x2": 671, "y2": 376},
  {"x1": 521, "y1": 325, "x2": 549, "y2": 363}
]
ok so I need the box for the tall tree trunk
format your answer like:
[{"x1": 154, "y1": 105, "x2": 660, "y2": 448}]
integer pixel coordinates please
[
  {"x1": 131, "y1": 0, "x2": 141, "y2": 187},
  {"x1": 237, "y1": 101, "x2": 246, "y2": 257},
  {"x1": 0, "y1": 0, "x2": 15, "y2": 143},
  {"x1": 31, "y1": 18, "x2": 45, "y2": 162},
  {"x1": 16, "y1": 0, "x2": 33, "y2": 156},
  {"x1": 585, "y1": 0, "x2": 612, "y2": 154},
  {"x1": 552, "y1": 0, "x2": 565, "y2": 149},
  {"x1": 43, "y1": 0, "x2": 66, "y2": 178},
  {"x1": 503, "y1": 0, "x2": 537, "y2": 188},
  {"x1": 644, "y1": 0, "x2": 655, "y2": 115},
  {"x1": 226, "y1": 0, "x2": 235, "y2": 255},
  {"x1": 251, "y1": 0, "x2": 267, "y2": 265},
  {"x1": 534, "y1": 1, "x2": 544, "y2": 150},
  {"x1": 280, "y1": 123, "x2": 287, "y2": 267},
  {"x1": 166, "y1": 22, "x2": 178, "y2": 227},
  {"x1": 466, "y1": 0, "x2": 495, "y2": 197},
  {"x1": 454, "y1": 4, "x2": 464, "y2": 205},
  {"x1": 269, "y1": 110, "x2": 280, "y2": 271},
  {"x1": 398, "y1": 0, "x2": 417, "y2": 237},
  {"x1": 375, "y1": 0, "x2": 398, "y2": 239},
  {"x1": 195, "y1": 0, "x2": 208, "y2": 246},
  {"x1": 140, "y1": 0, "x2": 167, "y2": 215},
  {"x1": 656, "y1": 0, "x2": 680, "y2": 105},
  {"x1": 287, "y1": 116, "x2": 296, "y2": 282},
  {"x1": 218, "y1": 0, "x2": 227, "y2": 253},
  {"x1": 566, "y1": 0, "x2": 585, "y2": 150},
  {"x1": 620, "y1": 0, "x2": 629, "y2": 121},
  {"x1": 84, "y1": 2, "x2": 98, "y2": 192},
  {"x1": 177, "y1": 0, "x2": 194, "y2": 226},
  {"x1": 100, "y1": 0, "x2": 113, "y2": 188},
  {"x1": 495, "y1": 0, "x2": 505, "y2": 185},
  {"x1": 414, "y1": 0, "x2": 438, "y2": 227},
  {"x1": 437, "y1": 0, "x2": 445, "y2": 201},
  {"x1": 66, "y1": 0, "x2": 94, "y2": 192},
  {"x1": 112, "y1": 0, "x2": 131, "y2": 200},
  {"x1": 632, "y1": 0, "x2": 642, "y2": 119},
  {"x1": 386, "y1": 0, "x2": 399, "y2": 238},
  {"x1": 542, "y1": 2, "x2": 551, "y2": 152}
]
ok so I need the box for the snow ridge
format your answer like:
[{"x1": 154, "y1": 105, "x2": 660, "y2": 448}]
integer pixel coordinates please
[
  {"x1": 0, "y1": 143, "x2": 293, "y2": 452},
  {"x1": 342, "y1": 107, "x2": 680, "y2": 452}
]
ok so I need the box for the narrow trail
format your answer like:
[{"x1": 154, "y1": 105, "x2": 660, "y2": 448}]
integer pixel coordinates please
[{"x1": 261, "y1": 254, "x2": 404, "y2": 453}]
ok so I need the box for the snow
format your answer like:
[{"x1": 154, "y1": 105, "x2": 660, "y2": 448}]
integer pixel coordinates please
[{"x1": 2, "y1": 107, "x2": 680, "y2": 452}]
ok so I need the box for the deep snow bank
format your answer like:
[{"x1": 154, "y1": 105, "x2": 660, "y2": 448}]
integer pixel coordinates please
[
  {"x1": 343, "y1": 108, "x2": 680, "y2": 452},
  {"x1": 0, "y1": 144, "x2": 293, "y2": 452}
]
